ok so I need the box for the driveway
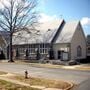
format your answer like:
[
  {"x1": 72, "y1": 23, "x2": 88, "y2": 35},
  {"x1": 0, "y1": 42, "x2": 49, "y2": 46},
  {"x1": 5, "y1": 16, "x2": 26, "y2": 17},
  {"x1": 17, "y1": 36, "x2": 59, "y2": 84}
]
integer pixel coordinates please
[{"x1": 0, "y1": 63, "x2": 90, "y2": 84}]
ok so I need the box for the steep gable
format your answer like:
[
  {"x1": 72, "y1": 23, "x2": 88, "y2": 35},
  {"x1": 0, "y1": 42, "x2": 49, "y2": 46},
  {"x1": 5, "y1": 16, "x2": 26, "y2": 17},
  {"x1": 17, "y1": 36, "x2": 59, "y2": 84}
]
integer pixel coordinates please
[
  {"x1": 42, "y1": 19, "x2": 65, "y2": 43},
  {"x1": 70, "y1": 22, "x2": 86, "y2": 59},
  {"x1": 55, "y1": 21, "x2": 79, "y2": 43},
  {"x1": 71, "y1": 22, "x2": 86, "y2": 43}
]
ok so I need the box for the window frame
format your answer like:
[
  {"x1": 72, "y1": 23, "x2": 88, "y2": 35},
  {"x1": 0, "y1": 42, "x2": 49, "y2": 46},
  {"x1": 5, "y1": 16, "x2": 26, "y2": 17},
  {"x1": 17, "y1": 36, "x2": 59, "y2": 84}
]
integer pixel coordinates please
[{"x1": 77, "y1": 46, "x2": 82, "y2": 57}]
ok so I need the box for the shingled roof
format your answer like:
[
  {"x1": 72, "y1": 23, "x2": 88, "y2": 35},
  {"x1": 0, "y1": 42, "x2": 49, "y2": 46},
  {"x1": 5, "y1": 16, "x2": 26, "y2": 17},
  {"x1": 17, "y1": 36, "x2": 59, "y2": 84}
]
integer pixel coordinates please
[
  {"x1": 12, "y1": 19, "x2": 64, "y2": 45},
  {"x1": 43, "y1": 19, "x2": 64, "y2": 43},
  {"x1": 12, "y1": 30, "x2": 43, "y2": 45},
  {"x1": 12, "y1": 20, "x2": 82, "y2": 45},
  {"x1": 55, "y1": 21, "x2": 80, "y2": 43}
]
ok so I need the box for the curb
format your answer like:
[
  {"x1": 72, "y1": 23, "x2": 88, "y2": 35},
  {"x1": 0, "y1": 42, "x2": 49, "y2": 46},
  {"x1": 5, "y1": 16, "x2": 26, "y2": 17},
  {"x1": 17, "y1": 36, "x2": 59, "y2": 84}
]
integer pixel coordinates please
[
  {"x1": 31, "y1": 85, "x2": 46, "y2": 90},
  {"x1": 64, "y1": 82, "x2": 73, "y2": 90}
]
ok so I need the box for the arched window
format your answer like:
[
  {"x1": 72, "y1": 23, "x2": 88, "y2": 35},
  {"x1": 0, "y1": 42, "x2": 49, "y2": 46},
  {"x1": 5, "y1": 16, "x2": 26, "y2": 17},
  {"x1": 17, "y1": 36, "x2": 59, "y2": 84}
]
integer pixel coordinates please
[{"x1": 77, "y1": 46, "x2": 82, "y2": 57}]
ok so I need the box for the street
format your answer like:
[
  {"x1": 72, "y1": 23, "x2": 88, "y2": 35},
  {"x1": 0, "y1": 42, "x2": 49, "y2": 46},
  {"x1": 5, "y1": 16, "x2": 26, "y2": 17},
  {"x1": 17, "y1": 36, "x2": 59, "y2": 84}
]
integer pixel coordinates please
[{"x1": 0, "y1": 63, "x2": 90, "y2": 84}]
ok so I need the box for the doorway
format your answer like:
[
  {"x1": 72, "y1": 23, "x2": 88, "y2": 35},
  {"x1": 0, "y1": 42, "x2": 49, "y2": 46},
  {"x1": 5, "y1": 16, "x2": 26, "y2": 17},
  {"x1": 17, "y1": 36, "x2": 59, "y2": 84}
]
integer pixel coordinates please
[
  {"x1": 58, "y1": 50, "x2": 62, "y2": 59},
  {"x1": 49, "y1": 49, "x2": 54, "y2": 59}
]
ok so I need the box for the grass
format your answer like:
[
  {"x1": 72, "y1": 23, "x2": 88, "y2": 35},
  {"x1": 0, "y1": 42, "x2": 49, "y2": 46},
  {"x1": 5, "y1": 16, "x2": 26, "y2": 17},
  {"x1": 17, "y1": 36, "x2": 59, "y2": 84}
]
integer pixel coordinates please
[
  {"x1": 0, "y1": 79, "x2": 40, "y2": 90},
  {"x1": 0, "y1": 70, "x2": 71, "y2": 89},
  {"x1": 8, "y1": 75, "x2": 70, "y2": 89}
]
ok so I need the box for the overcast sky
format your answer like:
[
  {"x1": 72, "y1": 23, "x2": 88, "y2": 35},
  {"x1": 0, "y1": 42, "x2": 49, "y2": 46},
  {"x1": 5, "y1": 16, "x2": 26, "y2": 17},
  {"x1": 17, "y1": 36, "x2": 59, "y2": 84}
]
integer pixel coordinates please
[{"x1": 37, "y1": 0, "x2": 90, "y2": 36}]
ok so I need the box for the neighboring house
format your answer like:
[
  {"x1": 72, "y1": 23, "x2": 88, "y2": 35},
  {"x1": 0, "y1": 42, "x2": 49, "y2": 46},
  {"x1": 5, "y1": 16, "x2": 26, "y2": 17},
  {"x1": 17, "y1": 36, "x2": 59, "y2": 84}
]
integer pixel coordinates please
[
  {"x1": 0, "y1": 33, "x2": 6, "y2": 50},
  {"x1": 0, "y1": 31, "x2": 9, "y2": 58},
  {"x1": 12, "y1": 19, "x2": 86, "y2": 61},
  {"x1": 87, "y1": 35, "x2": 90, "y2": 57},
  {"x1": 0, "y1": 31, "x2": 10, "y2": 45},
  {"x1": 0, "y1": 31, "x2": 8, "y2": 59}
]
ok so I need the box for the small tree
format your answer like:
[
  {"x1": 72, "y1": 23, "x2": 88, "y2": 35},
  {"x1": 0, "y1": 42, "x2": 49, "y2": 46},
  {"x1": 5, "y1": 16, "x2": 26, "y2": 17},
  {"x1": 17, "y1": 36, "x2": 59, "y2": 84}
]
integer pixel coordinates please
[{"x1": 0, "y1": 0, "x2": 38, "y2": 62}]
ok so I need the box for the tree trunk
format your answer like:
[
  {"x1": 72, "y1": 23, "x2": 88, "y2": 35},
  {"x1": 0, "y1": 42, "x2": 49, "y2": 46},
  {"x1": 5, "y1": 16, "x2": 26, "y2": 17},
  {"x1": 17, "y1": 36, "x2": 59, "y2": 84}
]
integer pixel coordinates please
[{"x1": 8, "y1": 33, "x2": 14, "y2": 62}]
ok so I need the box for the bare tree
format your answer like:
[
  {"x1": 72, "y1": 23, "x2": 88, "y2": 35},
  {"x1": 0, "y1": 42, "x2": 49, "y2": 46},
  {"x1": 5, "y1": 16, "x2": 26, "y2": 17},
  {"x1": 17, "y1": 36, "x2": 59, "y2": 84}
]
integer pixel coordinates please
[{"x1": 0, "y1": 0, "x2": 38, "y2": 62}]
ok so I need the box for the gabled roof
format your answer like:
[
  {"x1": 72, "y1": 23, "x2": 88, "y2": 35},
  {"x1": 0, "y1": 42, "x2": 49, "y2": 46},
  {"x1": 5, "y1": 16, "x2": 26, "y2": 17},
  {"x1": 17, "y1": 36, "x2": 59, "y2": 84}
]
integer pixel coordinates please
[
  {"x1": 43, "y1": 19, "x2": 65, "y2": 43},
  {"x1": 12, "y1": 20, "x2": 82, "y2": 45},
  {"x1": 55, "y1": 21, "x2": 79, "y2": 43},
  {"x1": 12, "y1": 19, "x2": 64, "y2": 45},
  {"x1": 13, "y1": 30, "x2": 43, "y2": 45},
  {"x1": 43, "y1": 29, "x2": 59, "y2": 43}
]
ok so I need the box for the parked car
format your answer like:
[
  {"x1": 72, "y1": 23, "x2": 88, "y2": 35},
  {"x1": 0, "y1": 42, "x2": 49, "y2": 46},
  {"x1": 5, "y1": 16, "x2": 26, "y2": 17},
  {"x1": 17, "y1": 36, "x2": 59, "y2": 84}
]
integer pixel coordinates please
[{"x1": 68, "y1": 60, "x2": 80, "y2": 65}]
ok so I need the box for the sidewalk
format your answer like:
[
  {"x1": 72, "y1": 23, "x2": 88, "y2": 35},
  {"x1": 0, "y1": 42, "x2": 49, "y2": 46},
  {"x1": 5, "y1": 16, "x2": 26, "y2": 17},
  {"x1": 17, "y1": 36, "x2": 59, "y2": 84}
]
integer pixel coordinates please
[
  {"x1": 0, "y1": 60, "x2": 90, "y2": 71},
  {"x1": 15, "y1": 60, "x2": 90, "y2": 71}
]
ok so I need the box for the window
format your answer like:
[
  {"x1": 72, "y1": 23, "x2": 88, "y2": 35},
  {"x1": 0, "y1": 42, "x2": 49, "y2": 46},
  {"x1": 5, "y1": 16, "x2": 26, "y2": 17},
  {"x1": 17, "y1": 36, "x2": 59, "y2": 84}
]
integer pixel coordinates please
[
  {"x1": 40, "y1": 44, "x2": 43, "y2": 48},
  {"x1": 88, "y1": 47, "x2": 90, "y2": 50},
  {"x1": 39, "y1": 44, "x2": 49, "y2": 54},
  {"x1": 77, "y1": 46, "x2": 82, "y2": 57},
  {"x1": 87, "y1": 47, "x2": 90, "y2": 53}
]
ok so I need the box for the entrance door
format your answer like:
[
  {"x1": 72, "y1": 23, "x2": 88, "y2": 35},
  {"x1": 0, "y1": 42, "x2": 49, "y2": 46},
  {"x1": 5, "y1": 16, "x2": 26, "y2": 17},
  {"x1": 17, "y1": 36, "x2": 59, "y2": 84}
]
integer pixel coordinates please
[
  {"x1": 58, "y1": 50, "x2": 61, "y2": 59},
  {"x1": 49, "y1": 49, "x2": 54, "y2": 59},
  {"x1": 62, "y1": 52, "x2": 68, "y2": 61}
]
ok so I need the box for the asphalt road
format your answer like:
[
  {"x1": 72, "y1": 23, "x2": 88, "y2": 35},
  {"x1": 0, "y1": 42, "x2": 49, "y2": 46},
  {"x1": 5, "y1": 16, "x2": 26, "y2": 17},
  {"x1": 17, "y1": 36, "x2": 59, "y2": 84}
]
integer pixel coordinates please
[
  {"x1": 73, "y1": 78, "x2": 90, "y2": 90},
  {"x1": 0, "y1": 63, "x2": 90, "y2": 84}
]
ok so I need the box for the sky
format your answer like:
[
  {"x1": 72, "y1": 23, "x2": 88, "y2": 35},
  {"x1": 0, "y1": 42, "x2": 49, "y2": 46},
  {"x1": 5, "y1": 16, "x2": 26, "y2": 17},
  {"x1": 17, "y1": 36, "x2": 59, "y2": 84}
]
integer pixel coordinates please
[{"x1": 37, "y1": 0, "x2": 90, "y2": 36}]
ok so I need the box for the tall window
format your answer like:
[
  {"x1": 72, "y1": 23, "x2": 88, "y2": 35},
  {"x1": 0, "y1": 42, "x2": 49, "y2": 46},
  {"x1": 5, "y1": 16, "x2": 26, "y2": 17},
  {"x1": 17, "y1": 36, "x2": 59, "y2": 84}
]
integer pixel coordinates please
[
  {"x1": 40, "y1": 43, "x2": 49, "y2": 54},
  {"x1": 88, "y1": 47, "x2": 90, "y2": 53},
  {"x1": 77, "y1": 46, "x2": 82, "y2": 57}
]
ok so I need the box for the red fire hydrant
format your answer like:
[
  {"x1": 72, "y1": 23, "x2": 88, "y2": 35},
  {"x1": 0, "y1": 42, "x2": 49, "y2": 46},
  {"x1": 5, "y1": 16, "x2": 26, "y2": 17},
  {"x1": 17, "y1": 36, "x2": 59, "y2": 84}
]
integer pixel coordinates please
[{"x1": 25, "y1": 70, "x2": 28, "y2": 79}]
